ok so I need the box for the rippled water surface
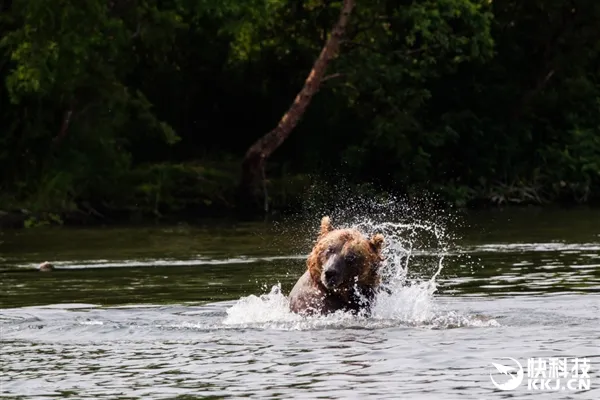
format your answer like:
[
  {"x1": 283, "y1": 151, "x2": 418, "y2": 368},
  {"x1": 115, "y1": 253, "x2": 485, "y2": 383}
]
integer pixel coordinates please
[{"x1": 1, "y1": 208, "x2": 599, "y2": 399}]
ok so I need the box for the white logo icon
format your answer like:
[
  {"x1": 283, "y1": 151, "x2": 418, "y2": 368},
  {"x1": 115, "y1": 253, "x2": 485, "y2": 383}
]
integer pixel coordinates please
[{"x1": 490, "y1": 357, "x2": 524, "y2": 391}]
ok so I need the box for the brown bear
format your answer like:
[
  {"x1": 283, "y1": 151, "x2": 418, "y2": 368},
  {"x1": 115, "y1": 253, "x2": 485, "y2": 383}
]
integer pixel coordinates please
[{"x1": 288, "y1": 216, "x2": 385, "y2": 316}]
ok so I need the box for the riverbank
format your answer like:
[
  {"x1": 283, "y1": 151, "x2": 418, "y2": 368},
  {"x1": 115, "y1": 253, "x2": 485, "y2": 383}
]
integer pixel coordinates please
[{"x1": 1, "y1": 161, "x2": 598, "y2": 229}]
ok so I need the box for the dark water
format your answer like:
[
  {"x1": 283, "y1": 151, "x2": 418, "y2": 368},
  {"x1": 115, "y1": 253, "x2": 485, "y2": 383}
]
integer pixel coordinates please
[{"x1": 1, "y1": 208, "x2": 599, "y2": 399}]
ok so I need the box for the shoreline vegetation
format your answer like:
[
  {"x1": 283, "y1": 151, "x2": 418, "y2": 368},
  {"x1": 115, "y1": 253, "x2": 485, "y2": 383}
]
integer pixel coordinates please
[
  {"x1": 1, "y1": 160, "x2": 598, "y2": 229},
  {"x1": 2, "y1": 1, "x2": 599, "y2": 228}
]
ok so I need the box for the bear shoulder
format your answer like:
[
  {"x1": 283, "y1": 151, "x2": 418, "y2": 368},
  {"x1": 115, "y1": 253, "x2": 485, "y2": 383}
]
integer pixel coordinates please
[{"x1": 288, "y1": 270, "x2": 325, "y2": 315}]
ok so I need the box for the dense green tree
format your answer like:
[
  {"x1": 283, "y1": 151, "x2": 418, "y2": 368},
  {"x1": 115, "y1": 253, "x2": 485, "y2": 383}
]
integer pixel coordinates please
[
  {"x1": 1, "y1": 0, "x2": 182, "y2": 210},
  {"x1": 1, "y1": 0, "x2": 598, "y2": 224}
]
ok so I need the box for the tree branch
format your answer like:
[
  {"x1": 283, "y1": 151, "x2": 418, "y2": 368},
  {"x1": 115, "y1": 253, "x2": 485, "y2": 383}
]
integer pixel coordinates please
[
  {"x1": 322, "y1": 73, "x2": 344, "y2": 83},
  {"x1": 130, "y1": 22, "x2": 141, "y2": 39},
  {"x1": 238, "y1": 0, "x2": 356, "y2": 213},
  {"x1": 53, "y1": 99, "x2": 75, "y2": 146},
  {"x1": 344, "y1": 41, "x2": 437, "y2": 59}
]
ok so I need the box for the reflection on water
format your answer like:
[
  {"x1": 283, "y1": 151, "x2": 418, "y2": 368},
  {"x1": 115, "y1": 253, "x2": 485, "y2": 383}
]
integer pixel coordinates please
[{"x1": 1, "y1": 208, "x2": 599, "y2": 399}]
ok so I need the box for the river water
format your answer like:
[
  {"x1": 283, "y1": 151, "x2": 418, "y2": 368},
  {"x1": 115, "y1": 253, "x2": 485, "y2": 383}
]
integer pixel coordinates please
[{"x1": 1, "y1": 207, "x2": 599, "y2": 399}]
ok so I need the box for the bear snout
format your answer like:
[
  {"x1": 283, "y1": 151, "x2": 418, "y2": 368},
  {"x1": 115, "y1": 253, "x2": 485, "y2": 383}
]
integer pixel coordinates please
[
  {"x1": 323, "y1": 269, "x2": 339, "y2": 287},
  {"x1": 321, "y1": 254, "x2": 346, "y2": 288}
]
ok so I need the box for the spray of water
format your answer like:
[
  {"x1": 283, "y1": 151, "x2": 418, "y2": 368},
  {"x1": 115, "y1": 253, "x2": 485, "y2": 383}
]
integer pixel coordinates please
[{"x1": 224, "y1": 181, "x2": 498, "y2": 330}]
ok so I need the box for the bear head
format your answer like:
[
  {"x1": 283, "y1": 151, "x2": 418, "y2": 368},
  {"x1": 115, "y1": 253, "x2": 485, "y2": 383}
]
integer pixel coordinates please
[{"x1": 307, "y1": 216, "x2": 385, "y2": 292}]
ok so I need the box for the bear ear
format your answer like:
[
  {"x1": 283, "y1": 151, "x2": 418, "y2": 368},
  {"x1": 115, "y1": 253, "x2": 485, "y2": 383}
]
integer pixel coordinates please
[
  {"x1": 369, "y1": 233, "x2": 384, "y2": 254},
  {"x1": 319, "y1": 216, "x2": 333, "y2": 237}
]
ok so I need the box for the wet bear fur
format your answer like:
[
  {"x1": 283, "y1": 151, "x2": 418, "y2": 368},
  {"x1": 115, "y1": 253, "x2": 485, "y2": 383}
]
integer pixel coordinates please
[{"x1": 289, "y1": 216, "x2": 385, "y2": 316}]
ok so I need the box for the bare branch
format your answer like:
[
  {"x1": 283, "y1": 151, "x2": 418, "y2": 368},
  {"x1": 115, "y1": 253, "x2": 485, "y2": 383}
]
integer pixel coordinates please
[
  {"x1": 53, "y1": 100, "x2": 75, "y2": 146},
  {"x1": 131, "y1": 22, "x2": 141, "y2": 39},
  {"x1": 238, "y1": 0, "x2": 356, "y2": 212},
  {"x1": 322, "y1": 73, "x2": 344, "y2": 83}
]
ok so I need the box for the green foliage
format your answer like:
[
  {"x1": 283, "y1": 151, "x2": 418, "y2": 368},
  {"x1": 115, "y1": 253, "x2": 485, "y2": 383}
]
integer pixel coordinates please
[
  {"x1": 0, "y1": 0, "x2": 183, "y2": 212},
  {"x1": 124, "y1": 162, "x2": 238, "y2": 215},
  {"x1": 331, "y1": 0, "x2": 495, "y2": 185},
  {"x1": 1, "y1": 0, "x2": 600, "y2": 223},
  {"x1": 24, "y1": 213, "x2": 63, "y2": 228}
]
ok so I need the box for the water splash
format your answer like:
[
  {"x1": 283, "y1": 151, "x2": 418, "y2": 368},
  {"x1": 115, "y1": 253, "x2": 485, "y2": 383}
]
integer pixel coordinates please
[{"x1": 224, "y1": 193, "x2": 499, "y2": 330}]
